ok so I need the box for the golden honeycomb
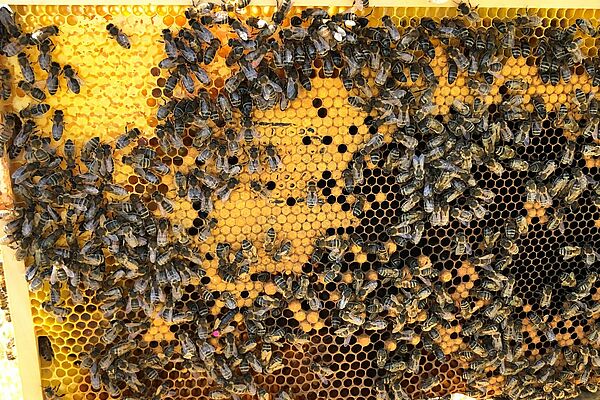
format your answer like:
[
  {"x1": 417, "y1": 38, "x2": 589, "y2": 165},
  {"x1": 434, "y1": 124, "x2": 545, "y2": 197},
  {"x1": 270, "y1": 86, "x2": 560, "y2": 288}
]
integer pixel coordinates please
[{"x1": 1, "y1": 3, "x2": 600, "y2": 400}]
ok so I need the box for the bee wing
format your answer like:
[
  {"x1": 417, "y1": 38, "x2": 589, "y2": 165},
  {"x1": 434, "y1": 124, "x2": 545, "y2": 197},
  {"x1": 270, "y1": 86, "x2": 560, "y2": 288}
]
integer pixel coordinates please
[
  {"x1": 593, "y1": 122, "x2": 599, "y2": 141},
  {"x1": 31, "y1": 79, "x2": 49, "y2": 90},
  {"x1": 417, "y1": 275, "x2": 432, "y2": 287},
  {"x1": 157, "y1": 203, "x2": 169, "y2": 217},
  {"x1": 49, "y1": 263, "x2": 60, "y2": 284},
  {"x1": 318, "y1": 373, "x2": 330, "y2": 386},
  {"x1": 62, "y1": 264, "x2": 75, "y2": 278}
]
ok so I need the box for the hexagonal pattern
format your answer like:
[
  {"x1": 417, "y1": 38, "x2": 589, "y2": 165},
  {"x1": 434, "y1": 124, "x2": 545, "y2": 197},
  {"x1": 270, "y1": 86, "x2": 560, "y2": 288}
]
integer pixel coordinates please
[{"x1": 2, "y1": 4, "x2": 600, "y2": 400}]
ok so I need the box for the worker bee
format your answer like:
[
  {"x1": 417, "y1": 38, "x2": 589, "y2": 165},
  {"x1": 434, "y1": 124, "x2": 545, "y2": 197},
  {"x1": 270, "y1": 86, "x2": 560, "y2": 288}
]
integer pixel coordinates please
[
  {"x1": 453, "y1": 232, "x2": 472, "y2": 256},
  {"x1": 247, "y1": 145, "x2": 261, "y2": 174},
  {"x1": 272, "y1": 240, "x2": 292, "y2": 262},
  {"x1": 198, "y1": 36, "x2": 219, "y2": 65},
  {"x1": 106, "y1": 23, "x2": 131, "y2": 49},
  {"x1": 17, "y1": 52, "x2": 35, "y2": 84},
  {"x1": 559, "y1": 271, "x2": 577, "y2": 287},
  {"x1": 263, "y1": 227, "x2": 277, "y2": 254},
  {"x1": 51, "y1": 110, "x2": 64, "y2": 141},
  {"x1": 265, "y1": 144, "x2": 282, "y2": 171},
  {"x1": 30, "y1": 25, "x2": 58, "y2": 46},
  {"x1": 582, "y1": 246, "x2": 599, "y2": 266},
  {"x1": 198, "y1": 217, "x2": 218, "y2": 242},
  {"x1": 375, "y1": 349, "x2": 388, "y2": 369},
  {"x1": 546, "y1": 207, "x2": 565, "y2": 233},
  {"x1": 381, "y1": 356, "x2": 408, "y2": 374},
  {"x1": 420, "y1": 375, "x2": 441, "y2": 391},
  {"x1": 304, "y1": 180, "x2": 321, "y2": 208},
  {"x1": 17, "y1": 80, "x2": 45, "y2": 102},
  {"x1": 530, "y1": 95, "x2": 547, "y2": 119},
  {"x1": 61, "y1": 64, "x2": 82, "y2": 94},
  {"x1": 450, "y1": 208, "x2": 473, "y2": 227},
  {"x1": 406, "y1": 349, "x2": 421, "y2": 374},
  {"x1": 250, "y1": 180, "x2": 272, "y2": 199},
  {"x1": 310, "y1": 361, "x2": 334, "y2": 385},
  {"x1": 116, "y1": 127, "x2": 141, "y2": 150},
  {"x1": 341, "y1": 169, "x2": 355, "y2": 194},
  {"x1": 540, "y1": 285, "x2": 552, "y2": 308},
  {"x1": 480, "y1": 226, "x2": 500, "y2": 251},
  {"x1": 222, "y1": 128, "x2": 240, "y2": 157},
  {"x1": 559, "y1": 245, "x2": 581, "y2": 261},
  {"x1": 215, "y1": 177, "x2": 239, "y2": 202},
  {"x1": 582, "y1": 143, "x2": 600, "y2": 158},
  {"x1": 43, "y1": 385, "x2": 64, "y2": 400},
  {"x1": 504, "y1": 78, "x2": 529, "y2": 91},
  {"x1": 524, "y1": 180, "x2": 540, "y2": 207},
  {"x1": 45, "y1": 61, "x2": 61, "y2": 95},
  {"x1": 560, "y1": 141, "x2": 576, "y2": 166},
  {"x1": 0, "y1": 6, "x2": 21, "y2": 39},
  {"x1": 0, "y1": 68, "x2": 12, "y2": 101},
  {"x1": 3, "y1": 30, "x2": 32, "y2": 57},
  {"x1": 34, "y1": 38, "x2": 54, "y2": 73},
  {"x1": 242, "y1": 239, "x2": 258, "y2": 263},
  {"x1": 38, "y1": 335, "x2": 54, "y2": 362},
  {"x1": 151, "y1": 191, "x2": 174, "y2": 215},
  {"x1": 218, "y1": 291, "x2": 236, "y2": 311}
]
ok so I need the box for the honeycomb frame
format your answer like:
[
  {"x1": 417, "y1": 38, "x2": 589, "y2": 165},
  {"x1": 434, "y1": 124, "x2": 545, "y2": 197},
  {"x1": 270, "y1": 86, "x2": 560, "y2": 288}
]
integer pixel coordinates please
[{"x1": 1, "y1": 2, "x2": 600, "y2": 400}]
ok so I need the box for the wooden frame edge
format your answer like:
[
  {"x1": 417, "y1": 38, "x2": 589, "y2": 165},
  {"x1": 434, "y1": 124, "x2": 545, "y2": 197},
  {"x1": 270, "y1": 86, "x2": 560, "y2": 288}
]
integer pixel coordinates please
[{"x1": 0, "y1": 154, "x2": 43, "y2": 400}]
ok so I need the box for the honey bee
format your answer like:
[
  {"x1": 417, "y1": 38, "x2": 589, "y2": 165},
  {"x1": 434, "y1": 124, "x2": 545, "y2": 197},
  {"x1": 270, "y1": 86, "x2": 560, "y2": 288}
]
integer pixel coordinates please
[
  {"x1": 406, "y1": 349, "x2": 421, "y2": 374},
  {"x1": 540, "y1": 285, "x2": 552, "y2": 308},
  {"x1": 384, "y1": 359, "x2": 407, "y2": 373},
  {"x1": 419, "y1": 375, "x2": 441, "y2": 391},
  {"x1": 17, "y1": 80, "x2": 46, "y2": 102},
  {"x1": 250, "y1": 180, "x2": 272, "y2": 199},
  {"x1": 247, "y1": 145, "x2": 261, "y2": 174},
  {"x1": 106, "y1": 23, "x2": 131, "y2": 49},
  {"x1": 215, "y1": 177, "x2": 239, "y2": 202},
  {"x1": 560, "y1": 141, "x2": 576, "y2": 166},
  {"x1": 265, "y1": 144, "x2": 282, "y2": 171},
  {"x1": 559, "y1": 245, "x2": 582, "y2": 261},
  {"x1": 272, "y1": 240, "x2": 292, "y2": 262},
  {"x1": 116, "y1": 127, "x2": 141, "y2": 150},
  {"x1": 242, "y1": 239, "x2": 258, "y2": 263},
  {"x1": 582, "y1": 246, "x2": 599, "y2": 266},
  {"x1": 17, "y1": 52, "x2": 35, "y2": 84},
  {"x1": 43, "y1": 385, "x2": 64, "y2": 400},
  {"x1": 375, "y1": 349, "x2": 388, "y2": 369},
  {"x1": 63, "y1": 65, "x2": 81, "y2": 94},
  {"x1": 451, "y1": 208, "x2": 473, "y2": 227},
  {"x1": 304, "y1": 180, "x2": 321, "y2": 208},
  {"x1": 559, "y1": 271, "x2": 577, "y2": 287},
  {"x1": 341, "y1": 169, "x2": 355, "y2": 194},
  {"x1": 264, "y1": 227, "x2": 276, "y2": 253},
  {"x1": 310, "y1": 361, "x2": 334, "y2": 385},
  {"x1": 51, "y1": 110, "x2": 64, "y2": 141},
  {"x1": 0, "y1": 6, "x2": 20, "y2": 38},
  {"x1": 352, "y1": 194, "x2": 366, "y2": 217},
  {"x1": 453, "y1": 232, "x2": 472, "y2": 256},
  {"x1": 0, "y1": 69, "x2": 12, "y2": 101},
  {"x1": 151, "y1": 191, "x2": 174, "y2": 215},
  {"x1": 209, "y1": 390, "x2": 230, "y2": 400},
  {"x1": 198, "y1": 217, "x2": 218, "y2": 242},
  {"x1": 38, "y1": 335, "x2": 54, "y2": 362},
  {"x1": 19, "y1": 103, "x2": 50, "y2": 118}
]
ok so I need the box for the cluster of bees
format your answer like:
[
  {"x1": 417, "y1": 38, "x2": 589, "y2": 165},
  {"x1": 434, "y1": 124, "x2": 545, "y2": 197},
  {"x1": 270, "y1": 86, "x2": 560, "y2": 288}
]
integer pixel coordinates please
[{"x1": 0, "y1": 1, "x2": 600, "y2": 399}]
